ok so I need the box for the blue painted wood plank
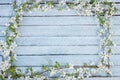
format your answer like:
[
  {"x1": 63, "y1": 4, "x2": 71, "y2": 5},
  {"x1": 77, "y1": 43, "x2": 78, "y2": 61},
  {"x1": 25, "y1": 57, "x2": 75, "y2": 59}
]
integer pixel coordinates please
[
  {"x1": 16, "y1": 37, "x2": 100, "y2": 46},
  {"x1": 14, "y1": 36, "x2": 119, "y2": 46},
  {"x1": 14, "y1": 46, "x2": 120, "y2": 55},
  {"x1": 0, "y1": 56, "x2": 2, "y2": 61},
  {"x1": 0, "y1": 0, "x2": 13, "y2": 3},
  {"x1": 14, "y1": 55, "x2": 120, "y2": 66},
  {"x1": 15, "y1": 46, "x2": 100, "y2": 55},
  {"x1": 0, "y1": 17, "x2": 120, "y2": 26},
  {"x1": 0, "y1": 45, "x2": 119, "y2": 55},
  {"x1": 21, "y1": 16, "x2": 120, "y2": 25},
  {"x1": 0, "y1": 25, "x2": 120, "y2": 37},
  {"x1": 13, "y1": 25, "x2": 120, "y2": 36}
]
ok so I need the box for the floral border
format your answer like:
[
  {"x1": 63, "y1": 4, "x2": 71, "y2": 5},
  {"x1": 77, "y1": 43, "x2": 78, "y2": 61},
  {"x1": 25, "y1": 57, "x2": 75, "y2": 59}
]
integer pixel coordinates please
[{"x1": 0, "y1": 0, "x2": 118, "y2": 80}]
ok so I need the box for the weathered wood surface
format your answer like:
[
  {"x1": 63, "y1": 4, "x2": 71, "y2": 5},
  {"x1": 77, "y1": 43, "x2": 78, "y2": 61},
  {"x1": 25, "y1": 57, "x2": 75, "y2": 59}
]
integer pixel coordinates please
[{"x1": 0, "y1": 0, "x2": 120, "y2": 79}]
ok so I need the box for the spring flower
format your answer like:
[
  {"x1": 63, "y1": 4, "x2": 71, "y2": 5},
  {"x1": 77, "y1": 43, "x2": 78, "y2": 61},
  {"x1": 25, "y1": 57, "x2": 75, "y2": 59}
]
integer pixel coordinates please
[{"x1": 1, "y1": 31, "x2": 6, "y2": 36}]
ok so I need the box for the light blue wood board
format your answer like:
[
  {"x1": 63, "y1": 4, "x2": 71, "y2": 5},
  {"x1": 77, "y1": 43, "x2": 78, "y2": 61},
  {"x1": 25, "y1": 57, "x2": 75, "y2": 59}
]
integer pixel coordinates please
[
  {"x1": 13, "y1": 37, "x2": 120, "y2": 46},
  {"x1": 1, "y1": 25, "x2": 120, "y2": 36},
  {"x1": 0, "y1": 16, "x2": 120, "y2": 26},
  {"x1": 14, "y1": 55, "x2": 120, "y2": 66},
  {"x1": 0, "y1": 0, "x2": 120, "y2": 79}
]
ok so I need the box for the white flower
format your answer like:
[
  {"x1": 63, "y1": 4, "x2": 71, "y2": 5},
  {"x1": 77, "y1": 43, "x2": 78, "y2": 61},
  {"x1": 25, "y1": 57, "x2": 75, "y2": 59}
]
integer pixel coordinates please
[
  {"x1": 20, "y1": 76, "x2": 31, "y2": 80},
  {"x1": 0, "y1": 60, "x2": 11, "y2": 72},
  {"x1": 69, "y1": 64, "x2": 74, "y2": 69},
  {"x1": 5, "y1": 23, "x2": 10, "y2": 27},
  {"x1": 0, "y1": 40, "x2": 7, "y2": 50},
  {"x1": 2, "y1": 49, "x2": 10, "y2": 58},
  {"x1": 10, "y1": 17, "x2": 15, "y2": 23},
  {"x1": 90, "y1": 68, "x2": 97, "y2": 75},
  {"x1": 10, "y1": 42, "x2": 17, "y2": 51},
  {"x1": 98, "y1": 29, "x2": 104, "y2": 36},
  {"x1": 59, "y1": 0, "x2": 66, "y2": 6},
  {"x1": 60, "y1": 70, "x2": 66, "y2": 77},
  {"x1": 1, "y1": 31, "x2": 6, "y2": 36}
]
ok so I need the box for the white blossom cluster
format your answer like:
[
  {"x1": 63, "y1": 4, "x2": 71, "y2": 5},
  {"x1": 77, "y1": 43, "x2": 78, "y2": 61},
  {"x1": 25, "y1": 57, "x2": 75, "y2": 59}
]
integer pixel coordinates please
[
  {"x1": 0, "y1": 60, "x2": 11, "y2": 74},
  {"x1": 0, "y1": 40, "x2": 17, "y2": 78},
  {"x1": 41, "y1": 1, "x2": 55, "y2": 12},
  {"x1": 96, "y1": 2, "x2": 117, "y2": 76},
  {"x1": 74, "y1": 1, "x2": 93, "y2": 15},
  {"x1": 0, "y1": 40, "x2": 17, "y2": 58}
]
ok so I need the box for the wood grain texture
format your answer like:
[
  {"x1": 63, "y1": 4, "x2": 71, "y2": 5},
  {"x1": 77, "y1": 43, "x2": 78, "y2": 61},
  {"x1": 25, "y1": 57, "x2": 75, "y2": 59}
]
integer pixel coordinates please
[
  {"x1": 0, "y1": 25, "x2": 120, "y2": 36},
  {"x1": 0, "y1": 17, "x2": 120, "y2": 26},
  {"x1": 0, "y1": 0, "x2": 120, "y2": 79},
  {"x1": 14, "y1": 55, "x2": 120, "y2": 66},
  {"x1": 13, "y1": 36, "x2": 120, "y2": 46},
  {"x1": 15, "y1": 46, "x2": 120, "y2": 55}
]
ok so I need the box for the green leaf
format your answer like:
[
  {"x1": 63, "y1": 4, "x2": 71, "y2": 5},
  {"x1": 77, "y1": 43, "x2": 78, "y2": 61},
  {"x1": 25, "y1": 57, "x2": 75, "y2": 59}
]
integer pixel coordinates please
[
  {"x1": 16, "y1": 73, "x2": 24, "y2": 78},
  {"x1": 9, "y1": 25, "x2": 15, "y2": 32},
  {"x1": 58, "y1": 8, "x2": 63, "y2": 11},
  {"x1": 90, "y1": 0, "x2": 97, "y2": 4},
  {"x1": 98, "y1": 16, "x2": 105, "y2": 26},
  {"x1": 22, "y1": 1, "x2": 29, "y2": 10},
  {"x1": 42, "y1": 65, "x2": 47, "y2": 71},
  {"x1": 6, "y1": 36, "x2": 12, "y2": 46},
  {"x1": 0, "y1": 75, "x2": 5, "y2": 80},
  {"x1": 54, "y1": 61, "x2": 60, "y2": 68},
  {"x1": 46, "y1": 1, "x2": 55, "y2": 7},
  {"x1": 108, "y1": 40, "x2": 114, "y2": 46},
  {"x1": 8, "y1": 66, "x2": 17, "y2": 79},
  {"x1": 108, "y1": 48, "x2": 112, "y2": 53},
  {"x1": 10, "y1": 54, "x2": 16, "y2": 63},
  {"x1": 90, "y1": 0, "x2": 94, "y2": 3},
  {"x1": 66, "y1": 2, "x2": 73, "y2": 8},
  {"x1": 33, "y1": 2, "x2": 40, "y2": 8},
  {"x1": 83, "y1": 63, "x2": 88, "y2": 67},
  {"x1": 27, "y1": 67, "x2": 33, "y2": 72},
  {"x1": 12, "y1": 2, "x2": 17, "y2": 10},
  {"x1": 65, "y1": 63, "x2": 70, "y2": 68}
]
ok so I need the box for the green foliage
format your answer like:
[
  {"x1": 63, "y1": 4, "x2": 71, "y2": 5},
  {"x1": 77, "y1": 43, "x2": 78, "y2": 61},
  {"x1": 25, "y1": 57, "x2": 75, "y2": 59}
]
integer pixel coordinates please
[
  {"x1": 54, "y1": 61, "x2": 60, "y2": 68},
  {"x1": 9, "y1": 24, "x2": 15, "y2": 32},
  {"x1": 7, "y1": 66, "x2": 17, "y2": 79},
  {"x1": 0, "y1": 75, "x2": 5, "y2": 80},
  {"x1": 12, "y1": 1, "x2": 17, "y2": 10},
  {"x1": 65, "y1": 63, "x2": 70, "y2": 68},
  {"x1": 98, "y1": 16, "x2": 105, "y2": 26},
  {"x1": 42, "y1": 65, "x2": 47, "y2": 71},
  {"x1": 108, "y1": 48, "x2": 112, "y2": 53},
  {"x1": 83, "y1": 63, "x2": 88, "y2": 67},
  {"x1": 53, "y1": 78, "x2": 58, "y2": 80},
  {"x1": 108, "y1": 40, "x2": 114, "y2": 46},
  {"x1": 58, "y1": 8, "x2": 63, "y2": 11},
  {"x1": 6, "y1": 35, "x2": 12, "y2": 46},
  {"x1": 90, "y1": 0, "x2": 95, "y2": 4},
  {"x1": 66, "y1": 2, "x2": 73, "y2": 8},
  {"x1": 46, "y1": 1, "x2": 55, "y2": 7},
  {"x1": 22, "y1": 1, "x2": 29, "y2": 10}
]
